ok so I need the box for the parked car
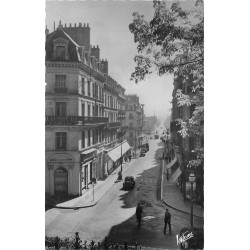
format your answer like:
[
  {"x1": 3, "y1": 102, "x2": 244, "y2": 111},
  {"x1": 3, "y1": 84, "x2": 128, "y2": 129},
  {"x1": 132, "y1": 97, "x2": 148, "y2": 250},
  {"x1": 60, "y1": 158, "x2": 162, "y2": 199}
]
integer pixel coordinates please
[
  {"x1": 123, "y1": 176, "x2": 135, "y2": 190},
  {"x1": 140, "y1": 153, "x2": 145, "y2": 157}
]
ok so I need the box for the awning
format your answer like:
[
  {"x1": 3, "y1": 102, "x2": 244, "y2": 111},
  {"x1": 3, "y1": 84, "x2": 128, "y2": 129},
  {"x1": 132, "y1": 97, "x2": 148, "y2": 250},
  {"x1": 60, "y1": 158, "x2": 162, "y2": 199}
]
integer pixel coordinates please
[
  {"x1": 81, "y1": 148, "x2": 97, "y2": 155},
  {"x1": 107, "y1": 141, "x2": 131, "y2": 162},
  {"x1": 166, "y1": 156, "x2": 177, "y2": 169},
  {"x1": 80, "y1": 148, "x2": 97, "y2": 164},
  {"x1": 172, "y1": 166, "x2": 182, "y2": 181}
]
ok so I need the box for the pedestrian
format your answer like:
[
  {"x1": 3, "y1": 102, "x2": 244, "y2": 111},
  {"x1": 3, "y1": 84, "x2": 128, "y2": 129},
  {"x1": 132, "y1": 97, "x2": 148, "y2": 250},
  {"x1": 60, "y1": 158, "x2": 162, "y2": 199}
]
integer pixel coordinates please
[
  {"x1": 132, "y1": 152, "x2": 135, "y2": 158},
  {"x1": 164, "y1": 209, "x2": 171, "y2": 234},
  {"x1": 136, "y1": 203, "x2": 143, "y2": 227},
  {"x1": 129, "y1": 155, "x2": 132, "y2": 161}
]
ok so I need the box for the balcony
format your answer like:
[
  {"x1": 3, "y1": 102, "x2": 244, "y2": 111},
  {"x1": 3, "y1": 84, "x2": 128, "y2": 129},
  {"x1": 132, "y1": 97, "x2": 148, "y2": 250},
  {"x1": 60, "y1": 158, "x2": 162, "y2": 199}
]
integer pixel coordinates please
[
  {"x1": 46, "y1": 116, "x2": 109, "y2": 126},
  {"x1": 108, "y1": 122, "x2": 120, "y2": 128},
  {"x1": 54, "y1": 88, "x2": 68, "y2": 93}
]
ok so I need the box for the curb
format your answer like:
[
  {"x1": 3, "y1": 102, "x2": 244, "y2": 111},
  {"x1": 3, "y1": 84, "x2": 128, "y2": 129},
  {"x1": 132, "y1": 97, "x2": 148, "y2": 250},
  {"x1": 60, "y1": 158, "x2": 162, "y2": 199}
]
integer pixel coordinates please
[{"x1": 160, "y1": 159, "x2": 204, "y2": 220}]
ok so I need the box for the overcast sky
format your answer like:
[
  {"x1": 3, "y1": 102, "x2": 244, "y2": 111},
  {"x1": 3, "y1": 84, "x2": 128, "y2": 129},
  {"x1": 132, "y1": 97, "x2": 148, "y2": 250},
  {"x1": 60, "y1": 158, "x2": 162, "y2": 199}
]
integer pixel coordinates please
[{"x1": 46, "y1": 0, "x2": 176, "y2": 119}]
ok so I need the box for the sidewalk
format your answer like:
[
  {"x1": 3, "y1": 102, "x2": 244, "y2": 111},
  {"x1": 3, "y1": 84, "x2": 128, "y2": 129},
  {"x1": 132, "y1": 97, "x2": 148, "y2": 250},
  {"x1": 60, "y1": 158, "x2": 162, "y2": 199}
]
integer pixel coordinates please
[
  {"x1": 161, "y1": 160, "x2": 204, "y2": 219},
  {"x1": 52, "y1": 150, "x2": 141, "y2": 209}
]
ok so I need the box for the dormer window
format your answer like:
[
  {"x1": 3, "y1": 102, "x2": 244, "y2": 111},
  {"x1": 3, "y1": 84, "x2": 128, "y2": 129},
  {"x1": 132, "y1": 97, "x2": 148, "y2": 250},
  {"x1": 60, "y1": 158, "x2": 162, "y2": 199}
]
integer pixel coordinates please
[
  {"x1": 56, "y1": 46, "x2": 66, "y2": 60},
  {"x1": 52, "y1": 38, "x2": 69, "y2": 61}
]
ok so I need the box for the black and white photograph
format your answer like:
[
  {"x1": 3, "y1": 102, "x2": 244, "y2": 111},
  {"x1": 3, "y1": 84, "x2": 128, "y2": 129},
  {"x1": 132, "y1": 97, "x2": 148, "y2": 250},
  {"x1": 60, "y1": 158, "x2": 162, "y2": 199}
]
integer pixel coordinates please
[
  {"x1": 3, "y1": 0, "x2": 250, "y2": 250},
  {"x1": 44, "y1": 0, "x2": 204, "y2": 249}
]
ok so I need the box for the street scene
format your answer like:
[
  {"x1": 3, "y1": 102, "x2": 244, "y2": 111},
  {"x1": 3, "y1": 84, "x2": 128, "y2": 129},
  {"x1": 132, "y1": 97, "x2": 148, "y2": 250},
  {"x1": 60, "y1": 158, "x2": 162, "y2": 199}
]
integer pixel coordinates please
[{"x1": 45, "y1": 0, "x2": 204, "y2": 249}]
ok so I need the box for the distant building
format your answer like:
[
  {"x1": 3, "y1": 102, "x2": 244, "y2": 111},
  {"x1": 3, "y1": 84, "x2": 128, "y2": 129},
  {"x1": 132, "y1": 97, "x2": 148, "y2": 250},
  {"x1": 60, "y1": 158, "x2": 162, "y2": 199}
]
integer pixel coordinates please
[
  {"x1": 170, "y1": 75, "x2": 204, "y2": 204},
  {"x1": 124, "y1": 95, "x2": 144, "y2": 153}
]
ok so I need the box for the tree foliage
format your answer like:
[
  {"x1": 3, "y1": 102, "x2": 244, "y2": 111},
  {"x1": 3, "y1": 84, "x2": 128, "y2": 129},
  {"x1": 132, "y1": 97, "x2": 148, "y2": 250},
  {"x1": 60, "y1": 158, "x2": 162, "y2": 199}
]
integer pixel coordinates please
[{"x1": 129, "y1": 0, "x2": 204, "y2": 166}]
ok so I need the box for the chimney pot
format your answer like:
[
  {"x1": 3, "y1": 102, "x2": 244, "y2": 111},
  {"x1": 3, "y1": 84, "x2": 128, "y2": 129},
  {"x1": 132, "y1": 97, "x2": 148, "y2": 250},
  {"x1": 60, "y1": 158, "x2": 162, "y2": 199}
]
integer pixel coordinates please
[
  {"x1": 70, "y1": 23, "x2": 72, "y2": 27},
  {"x1": 74, "y1": 23, "x2": 76, "y2": 27},
  {"x1": 84, "y1": 23, "x2": 86, "y2": 27},
  {"x1": 64, "y1": 23, "x2": 66, "y2": 27},
  {"x1": 87, "y1": 23, "x2": 89, "y2": 27},
  {"x1": 79, "y1": 22, "x2": 82, "y2": 27}
]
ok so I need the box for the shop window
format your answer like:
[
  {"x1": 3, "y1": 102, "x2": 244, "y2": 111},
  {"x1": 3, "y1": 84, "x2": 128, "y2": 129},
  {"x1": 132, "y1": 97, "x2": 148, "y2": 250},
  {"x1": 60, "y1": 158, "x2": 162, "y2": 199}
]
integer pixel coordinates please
[{"x1": 55, "y1": 132, "x2": 67, "y2": 150}]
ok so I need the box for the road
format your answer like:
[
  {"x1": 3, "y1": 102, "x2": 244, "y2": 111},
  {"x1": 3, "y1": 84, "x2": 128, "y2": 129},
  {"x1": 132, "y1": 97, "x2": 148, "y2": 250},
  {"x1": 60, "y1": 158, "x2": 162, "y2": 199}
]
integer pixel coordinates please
[{"x1": 46, "y1": 139, "x2": 193, "y2": 249}]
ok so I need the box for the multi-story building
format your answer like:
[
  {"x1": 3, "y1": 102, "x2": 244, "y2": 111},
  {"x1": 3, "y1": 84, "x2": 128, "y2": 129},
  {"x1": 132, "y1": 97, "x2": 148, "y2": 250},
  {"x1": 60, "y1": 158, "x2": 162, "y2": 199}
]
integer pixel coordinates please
[
  {"x1": 45, "y1": 22, "x2": 130, "y2": 198},
  {"x1": 124, "y1": 95, "x2": 144, "y2": 153},
  {"x1": 170, "y1": 75, "x2": 204, "y2": 204},
  {"x1": 143, "y1": 116, "x2": 157, "y2": 135}
]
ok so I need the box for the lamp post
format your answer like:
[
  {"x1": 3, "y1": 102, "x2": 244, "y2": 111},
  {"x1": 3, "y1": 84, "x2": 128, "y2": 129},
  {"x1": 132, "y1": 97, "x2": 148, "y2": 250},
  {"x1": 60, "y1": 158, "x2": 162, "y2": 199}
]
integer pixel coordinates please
[{"x1": 189, "y1": 172, "x2": 196, "y2": 227}]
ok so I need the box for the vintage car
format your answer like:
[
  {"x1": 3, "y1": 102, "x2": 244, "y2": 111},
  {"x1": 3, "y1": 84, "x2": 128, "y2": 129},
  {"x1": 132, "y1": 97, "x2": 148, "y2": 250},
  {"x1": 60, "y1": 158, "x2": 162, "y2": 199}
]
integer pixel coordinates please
[{"x1": 123, "y1": 176, "x2": 135, "y2": 190}]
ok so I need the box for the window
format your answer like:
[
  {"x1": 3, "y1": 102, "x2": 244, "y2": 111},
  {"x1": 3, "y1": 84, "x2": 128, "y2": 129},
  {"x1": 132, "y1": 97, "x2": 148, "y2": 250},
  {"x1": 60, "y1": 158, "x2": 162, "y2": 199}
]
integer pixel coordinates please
[
  {"x1": 82, "y1": 78, "x2": 85, "y2": 95},
  {"x1": 129, "y1": 113, "x2": 134, "y2": 119},
  {"x1": 87, "y1": 130, "x2": 91, "y2": 146},
  {"x1": 129, "y1": 132, "x2": 133, "y2": 138},
  {"x1": 55, "y1": 132, "x2": 67, "y2": 150},
  {"x1": 82, "y1": 103, "x2": 85, "y2": 116},
  {"x1": 88, "y1": 80, "x2": 91, "y2": 96},
  {"x1": 55, "y1": 102, "x2": 66, "y2": 116},
  {"x1": 55, "y1": 75, "x2": 66, "y2": 89},
  {"x1": 82, "y1": 131, "x2": 85, "y2": 148},
  {"x1": 129, "y1": 122, "x2": 133, "y2": 128},
  {"x1": 92, "y1": 105, "x2": 95, "y2": 117},
  {"x1": 56, "y1": 46, "x2": 66, "y2": 60},
  {"x1": 88, "y1": 104, "x2": 91, "y2": 116}
]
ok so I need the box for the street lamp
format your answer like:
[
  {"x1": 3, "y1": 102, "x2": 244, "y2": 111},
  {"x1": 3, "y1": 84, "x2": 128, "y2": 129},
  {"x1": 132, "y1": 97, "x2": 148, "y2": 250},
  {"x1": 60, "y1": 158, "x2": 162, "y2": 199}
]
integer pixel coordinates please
[{"x1": 189, "y1": 172, "x2": 196, "y2": 227}]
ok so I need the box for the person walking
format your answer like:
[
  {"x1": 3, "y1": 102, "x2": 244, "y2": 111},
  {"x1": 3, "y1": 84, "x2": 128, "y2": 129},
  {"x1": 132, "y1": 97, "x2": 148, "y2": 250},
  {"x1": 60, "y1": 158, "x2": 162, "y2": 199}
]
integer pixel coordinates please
[
  {"x1": 164, "y1": 209, "x2": 171, "y2": 234},
  {"x1": 129, "y1": 155, "x2": 132, "y2": 161},
  {"x1": 136, "y1": 203, "x2": 143, "y2": 227}
]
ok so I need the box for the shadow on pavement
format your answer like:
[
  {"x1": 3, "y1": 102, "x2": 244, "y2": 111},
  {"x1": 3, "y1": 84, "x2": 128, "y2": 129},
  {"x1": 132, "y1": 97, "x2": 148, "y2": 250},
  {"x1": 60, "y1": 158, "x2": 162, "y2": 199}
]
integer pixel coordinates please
[{"x1": 104, "y1": 144, "x2": 171, "y2": 248}]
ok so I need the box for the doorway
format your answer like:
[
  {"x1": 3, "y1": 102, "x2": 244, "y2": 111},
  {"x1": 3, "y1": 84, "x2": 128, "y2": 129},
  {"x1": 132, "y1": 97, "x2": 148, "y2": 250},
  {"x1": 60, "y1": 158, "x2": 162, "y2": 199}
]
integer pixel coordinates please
[{"x1": 54, "y1": 167, "x2": 68, "y2": 196}]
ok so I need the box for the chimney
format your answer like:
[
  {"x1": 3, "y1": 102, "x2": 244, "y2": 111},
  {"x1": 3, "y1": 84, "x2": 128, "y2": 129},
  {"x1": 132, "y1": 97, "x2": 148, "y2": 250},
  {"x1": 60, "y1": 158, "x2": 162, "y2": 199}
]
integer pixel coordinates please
[
  {"x1": 101, "y1": 59, "x2": 108, "y2": 74},
  {"x1": 45, "y1": 25, "x2": 49, "y2": 36},
  {"x1": 64, "y1": 23, "x2": 67, "y2": 28},
  {"x1": 70, "y1": 23, "x2": 72, "y2": 27},
  {"x1": 54, "y1": 21, "x2": 55, "y2": 31}
]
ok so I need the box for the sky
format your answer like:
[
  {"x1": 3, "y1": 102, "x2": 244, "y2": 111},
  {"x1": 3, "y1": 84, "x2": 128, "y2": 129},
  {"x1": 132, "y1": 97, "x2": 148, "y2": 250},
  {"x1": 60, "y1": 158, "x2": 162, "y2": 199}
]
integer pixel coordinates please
[{"x1": 46, "y1": 0, "x2": 175, "y2": 119}]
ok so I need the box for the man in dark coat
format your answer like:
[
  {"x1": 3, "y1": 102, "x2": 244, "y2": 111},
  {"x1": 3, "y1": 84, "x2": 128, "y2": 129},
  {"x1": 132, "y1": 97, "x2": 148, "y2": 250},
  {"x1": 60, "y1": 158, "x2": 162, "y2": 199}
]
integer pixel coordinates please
[
  {"x1": 164, "y1": 209, "x2": 171, "y2": 234},
  {"x1": 136, "y1": 203, "x2": 143, "y2": 227}
]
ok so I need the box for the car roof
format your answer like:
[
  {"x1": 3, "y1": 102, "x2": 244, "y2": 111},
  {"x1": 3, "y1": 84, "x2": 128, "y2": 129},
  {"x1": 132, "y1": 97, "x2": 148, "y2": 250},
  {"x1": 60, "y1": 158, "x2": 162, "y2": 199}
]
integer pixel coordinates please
[{"x1": 125, "y1": 176, "x2": 134, "y2": 179}]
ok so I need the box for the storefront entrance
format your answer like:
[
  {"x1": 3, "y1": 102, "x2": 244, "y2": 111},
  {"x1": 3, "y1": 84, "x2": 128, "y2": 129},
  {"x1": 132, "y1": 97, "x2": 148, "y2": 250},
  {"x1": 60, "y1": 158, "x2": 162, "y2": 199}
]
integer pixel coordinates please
[{"x1": 54, "y1": 167, "x2": 68, "y2": 196}]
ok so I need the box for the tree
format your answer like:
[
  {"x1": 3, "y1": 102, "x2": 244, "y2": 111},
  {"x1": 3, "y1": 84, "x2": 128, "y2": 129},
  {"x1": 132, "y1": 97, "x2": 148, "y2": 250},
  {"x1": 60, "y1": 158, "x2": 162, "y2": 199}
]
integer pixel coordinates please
[{"x1": 129, "y1": 0, "x2": 204, "y2": 167}]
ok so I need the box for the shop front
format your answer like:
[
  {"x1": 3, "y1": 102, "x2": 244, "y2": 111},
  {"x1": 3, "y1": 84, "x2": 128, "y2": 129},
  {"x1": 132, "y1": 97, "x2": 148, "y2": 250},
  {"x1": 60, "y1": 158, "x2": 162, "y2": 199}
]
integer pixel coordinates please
[
  {"x1": 104, "y1": 141, "x2": 131, "y2": 176},
  {"x1": 46, "y1": 153, "x2": 75, "y2": 197},
  {"x1": 80, "y1": 148, "x2": 97, "y2": 192}
]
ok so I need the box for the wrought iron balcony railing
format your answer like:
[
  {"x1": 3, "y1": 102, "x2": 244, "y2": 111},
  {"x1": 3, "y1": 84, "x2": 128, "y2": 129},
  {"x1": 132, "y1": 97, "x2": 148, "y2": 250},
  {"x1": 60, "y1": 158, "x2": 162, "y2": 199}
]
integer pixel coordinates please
[{"x1": 46, "y1": 116, "x2": 109, "y2": 126}]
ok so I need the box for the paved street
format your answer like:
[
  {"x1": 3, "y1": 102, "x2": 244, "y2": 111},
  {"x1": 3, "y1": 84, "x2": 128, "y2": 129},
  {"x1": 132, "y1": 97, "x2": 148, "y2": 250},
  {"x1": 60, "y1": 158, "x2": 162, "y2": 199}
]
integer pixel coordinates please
[{"x1": 46, "y1": 138, "x2": 196, "y2": 249}]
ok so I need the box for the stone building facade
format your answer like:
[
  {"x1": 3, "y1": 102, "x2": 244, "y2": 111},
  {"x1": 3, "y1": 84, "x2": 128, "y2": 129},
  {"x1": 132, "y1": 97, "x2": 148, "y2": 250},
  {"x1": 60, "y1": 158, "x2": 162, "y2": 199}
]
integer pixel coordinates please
[
  {"x1": 124, "y1": 95, "x2": 144, "y2": 153},
  {"x1": 45, "y1": 22, "x2": 130, "y2": 198}
]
